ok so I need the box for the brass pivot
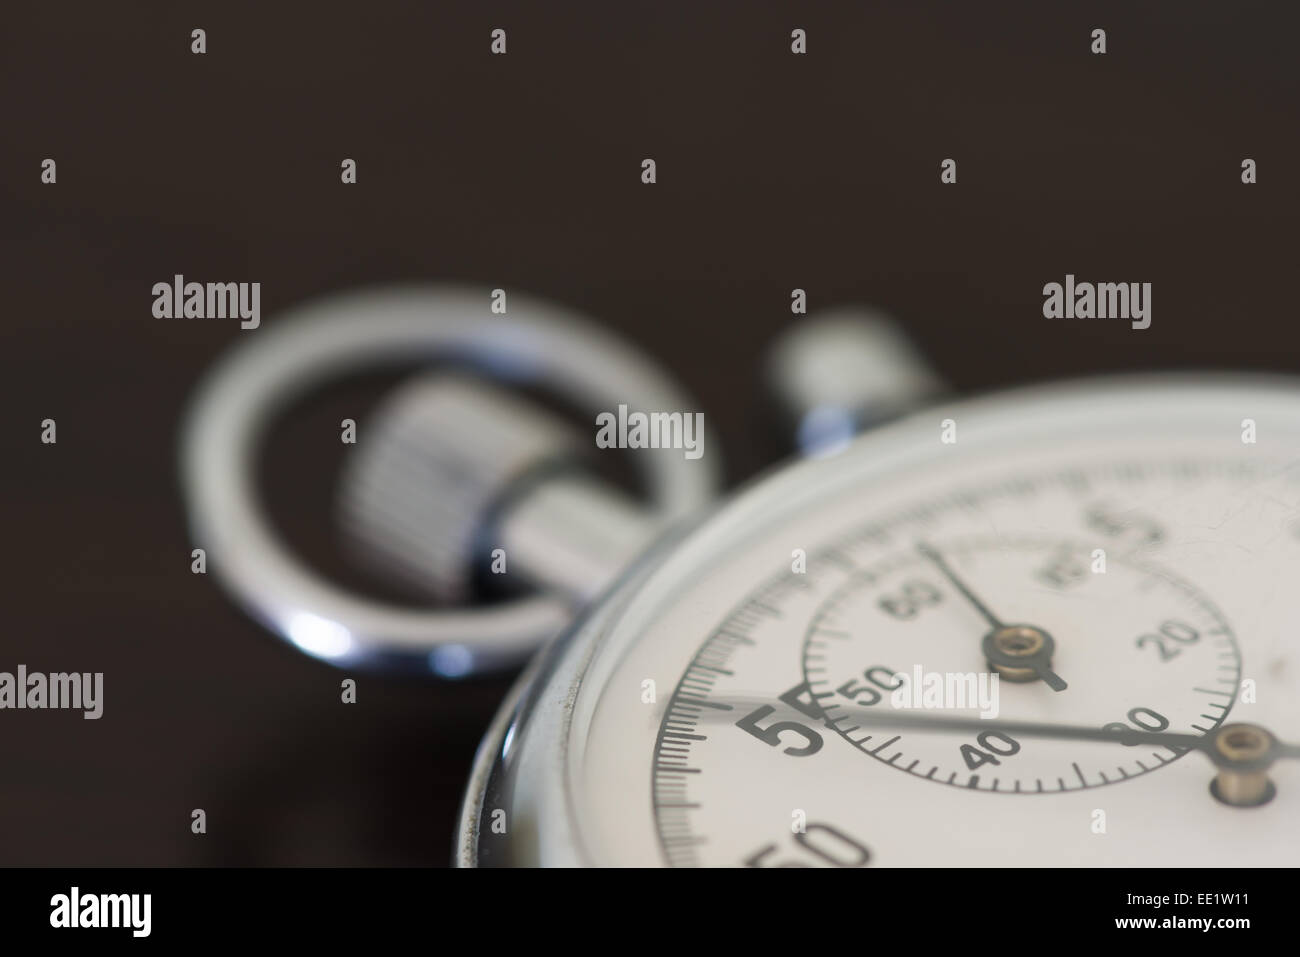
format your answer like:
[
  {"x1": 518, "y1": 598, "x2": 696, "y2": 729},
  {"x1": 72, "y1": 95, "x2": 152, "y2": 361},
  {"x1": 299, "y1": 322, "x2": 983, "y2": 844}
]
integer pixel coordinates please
[{"x1": 1209, "y1": 723, "x2": 1277, "y2": 808}]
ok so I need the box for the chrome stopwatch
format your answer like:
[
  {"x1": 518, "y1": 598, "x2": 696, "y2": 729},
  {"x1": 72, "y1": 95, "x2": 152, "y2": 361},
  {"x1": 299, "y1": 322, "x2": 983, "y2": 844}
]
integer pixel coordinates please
[
  {"x1": 456, "y1": 377, "x2": 1300, "y2": 867},
  {"x1": 177, "y1": 287, "x2": 1300, "y2": 868}
]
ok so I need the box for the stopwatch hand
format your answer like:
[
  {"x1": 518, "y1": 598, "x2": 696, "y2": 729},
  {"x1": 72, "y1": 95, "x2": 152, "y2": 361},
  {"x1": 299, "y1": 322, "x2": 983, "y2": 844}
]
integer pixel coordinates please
[
  {"x1": 916, "y1": 541, "x2": 1068, "y2": 692},
  {"x1": 816, "y1": 709, "x2": 1295, "y2": 808},
  {"x1": 824, "y1": 708, "x2": 1212, "y2": 754},
  {"x1": 709, "y1": 698, "x2": 1300, "y2": 767},
  {"x1": 915, "y1": 541, "x2": 1004, "y2": 629},
  {"x1": 710, "y1": 698, "x2": 1295, "y2": 806}
]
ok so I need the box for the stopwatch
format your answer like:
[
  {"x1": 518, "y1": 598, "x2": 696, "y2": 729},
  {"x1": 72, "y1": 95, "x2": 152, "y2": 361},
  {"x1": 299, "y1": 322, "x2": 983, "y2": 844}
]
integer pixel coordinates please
[
  {"x1": 456, "y1": 376, "x2": 1300, "y2": 867},
  {"x1": 177, "y1": 286, "x2": 1300, "y2": 868}
]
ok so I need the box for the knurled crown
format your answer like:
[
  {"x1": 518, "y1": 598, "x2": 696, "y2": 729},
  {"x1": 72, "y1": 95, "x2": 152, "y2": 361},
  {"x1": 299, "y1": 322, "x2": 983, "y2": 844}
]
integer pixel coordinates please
[{"x1": 338, "y1": 374, "x2": 580, "y2": 603}]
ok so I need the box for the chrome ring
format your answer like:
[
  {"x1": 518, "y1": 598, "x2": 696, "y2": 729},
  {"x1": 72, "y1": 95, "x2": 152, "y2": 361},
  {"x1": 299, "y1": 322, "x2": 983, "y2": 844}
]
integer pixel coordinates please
[{"x1": 179, "y1": 285, "x2": 719, "y2": 676}]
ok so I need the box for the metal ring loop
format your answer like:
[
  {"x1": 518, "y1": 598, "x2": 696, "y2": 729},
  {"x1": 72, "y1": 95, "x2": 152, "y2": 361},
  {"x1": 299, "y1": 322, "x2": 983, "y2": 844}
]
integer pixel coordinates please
[{"x1": 179, "y1": 285, "x2": 720, "y2": 676}]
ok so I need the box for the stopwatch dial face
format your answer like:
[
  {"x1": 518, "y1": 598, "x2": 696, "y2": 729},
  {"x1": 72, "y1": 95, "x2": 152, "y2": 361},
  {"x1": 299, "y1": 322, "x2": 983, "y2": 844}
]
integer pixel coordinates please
[
  {"x1": 803, "y1": 537, "x2": 1238, "y2": 795},
  {"x1": 560, "y1": 385, "x2": 1300, "y2": 866}
]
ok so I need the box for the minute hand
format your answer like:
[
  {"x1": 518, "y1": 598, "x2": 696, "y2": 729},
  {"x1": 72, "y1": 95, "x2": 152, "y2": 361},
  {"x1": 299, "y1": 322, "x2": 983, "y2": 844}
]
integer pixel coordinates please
[
  {"x1": 915, "y1": 540, "x2": 1067, "y2": 691},
  {"x1": 915, "y1": 540, "x2": 1003, "y2": 629}
]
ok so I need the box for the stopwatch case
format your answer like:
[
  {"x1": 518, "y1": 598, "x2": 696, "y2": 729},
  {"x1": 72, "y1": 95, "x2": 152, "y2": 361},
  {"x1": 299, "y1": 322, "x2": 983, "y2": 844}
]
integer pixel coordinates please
[{"x1": 454, "y1": 374, "x2": 1300, "y2": 867}]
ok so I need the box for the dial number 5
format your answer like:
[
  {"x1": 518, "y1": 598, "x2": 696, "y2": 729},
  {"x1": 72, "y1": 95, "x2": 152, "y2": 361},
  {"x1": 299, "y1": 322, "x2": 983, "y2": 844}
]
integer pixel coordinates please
[{"x1": 735, "y1": 682, "x2": 824, "y2": 756}]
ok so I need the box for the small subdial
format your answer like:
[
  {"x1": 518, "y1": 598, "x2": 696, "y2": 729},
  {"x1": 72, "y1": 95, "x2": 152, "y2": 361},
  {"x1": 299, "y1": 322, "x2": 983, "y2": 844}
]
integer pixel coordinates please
[{"x1": 801, "y1": 537, "x2": 1240, "y2": 793}]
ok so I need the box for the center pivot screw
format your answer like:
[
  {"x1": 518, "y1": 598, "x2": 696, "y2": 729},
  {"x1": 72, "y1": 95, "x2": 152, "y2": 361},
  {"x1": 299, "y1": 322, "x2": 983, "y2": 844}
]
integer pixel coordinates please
[{"x1": 982, "y1": 625, "x2": 1068, "y2": 691}]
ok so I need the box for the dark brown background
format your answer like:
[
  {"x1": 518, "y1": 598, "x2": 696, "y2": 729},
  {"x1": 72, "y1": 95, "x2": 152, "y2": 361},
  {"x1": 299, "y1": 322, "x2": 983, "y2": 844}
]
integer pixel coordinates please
[{"x1": 1, "y1": 2, "x2": 1296, "y2": 864}]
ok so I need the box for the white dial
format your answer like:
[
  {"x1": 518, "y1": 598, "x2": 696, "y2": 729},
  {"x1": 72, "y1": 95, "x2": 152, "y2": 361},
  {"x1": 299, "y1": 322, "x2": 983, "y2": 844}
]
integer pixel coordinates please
[
  {"x1": 466, "y1": 379, "x2": 1300, "y2": 867},
  {"x1": 804, "y1": 534, "x2": 1238, "y2": 795}
]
